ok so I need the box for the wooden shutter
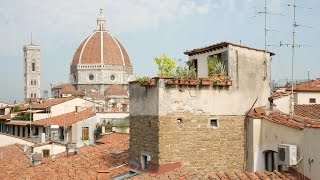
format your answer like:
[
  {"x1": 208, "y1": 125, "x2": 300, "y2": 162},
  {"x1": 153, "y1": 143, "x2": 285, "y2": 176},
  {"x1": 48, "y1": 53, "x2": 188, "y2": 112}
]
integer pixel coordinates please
[{"x1": 82, "y1": 127, "x2": 89, "y2": 138}]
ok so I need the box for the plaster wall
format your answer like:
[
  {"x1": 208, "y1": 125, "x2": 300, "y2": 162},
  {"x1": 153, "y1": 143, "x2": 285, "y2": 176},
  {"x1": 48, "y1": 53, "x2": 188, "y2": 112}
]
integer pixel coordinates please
[
  {"x1": 273, "y1": 95, "x2": 290, "y2": 114},
  {"x1": 130, "y1": 46, "x2": 271, "y2": 116},
  {"x1": 72, "y1": 116, "x2": 99, "y2": 148},
  {"x1": 248, "y1": 118, "x2": 320, "y2": 179},
  {"x1": 0, "y1": 134, "x2": 34, "y2": 147},
  {"x1": 33, "y1": 144, "x2": 66, "y2": 156},
  {"x1": 296, "y1": 92, "x2": 320, "y2": 104},
  {"x1": 33, "y1": 98, "x2": 95, "y2": 120}
]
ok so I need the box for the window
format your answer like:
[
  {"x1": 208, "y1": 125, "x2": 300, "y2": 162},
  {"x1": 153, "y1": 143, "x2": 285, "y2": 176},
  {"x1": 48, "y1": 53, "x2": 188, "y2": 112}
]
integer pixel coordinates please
[
  {"x1": 32, "y1": 62, "x2": 36, "y2": 71},
  {"x1": 34, "y1": 93, "x2": 37, "y2": 98},
  {"x1": 31, "y1": 80, "x2": 33, "y2": 85},
  {"x1": 110, "y1": 75, "x2": 115, "y2": 80},
  {"x1": 34, "y1": 80, "x2": 36, "y2": 85},
  {"x1": 207, "y1": 52, "x2": 228, "y2": 75},
  {"x1": 209, "y1": 119, "x2": 218, "y2": 127},
  {"x1": 30, "y1": 93, "x2": 33, "y2": 98},
  {"x1": 89, "y1": 74, "x2": 94, "y2": 80},
  {"x1": 264, "y1": 150, "x2": 276, "y2": 171},
  {"x1": 43, "y1": 149, "x2": 50, "y2": 157},
  {"x1": 82, "y1": 127, "x2": 89, "y2": 140},
  {"x1": 309, "y1": 98, "x2": 316, "y2": 103}
]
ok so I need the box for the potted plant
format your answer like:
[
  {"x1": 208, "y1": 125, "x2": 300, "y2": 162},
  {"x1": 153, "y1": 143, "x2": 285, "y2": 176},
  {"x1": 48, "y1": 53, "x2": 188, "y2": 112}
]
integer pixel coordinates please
[
  {"x1": 188, "y1": 70, "x2": 200, "y2": 85},
  {"x1": 201, "y1": 77, "x2": 213, "y2": 86}
]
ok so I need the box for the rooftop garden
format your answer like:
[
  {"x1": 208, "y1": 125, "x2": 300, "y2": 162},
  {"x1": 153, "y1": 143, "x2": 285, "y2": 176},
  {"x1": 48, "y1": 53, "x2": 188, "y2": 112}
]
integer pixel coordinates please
[{"x1": 136, "y1": 54, "x2": 231, "y2": 87}]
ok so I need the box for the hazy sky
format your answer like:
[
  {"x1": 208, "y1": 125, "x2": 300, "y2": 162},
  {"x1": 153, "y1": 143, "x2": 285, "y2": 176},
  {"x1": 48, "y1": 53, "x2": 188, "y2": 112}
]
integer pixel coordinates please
[{"x1": 0, "y1": 0, "x2": 319, "y2": 103}]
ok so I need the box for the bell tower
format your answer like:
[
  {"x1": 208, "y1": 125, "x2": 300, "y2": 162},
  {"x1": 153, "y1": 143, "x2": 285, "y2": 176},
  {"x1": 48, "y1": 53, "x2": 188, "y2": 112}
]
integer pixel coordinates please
[{"x1": 23, "y1": 41, "x2": 41, "y2": 100}]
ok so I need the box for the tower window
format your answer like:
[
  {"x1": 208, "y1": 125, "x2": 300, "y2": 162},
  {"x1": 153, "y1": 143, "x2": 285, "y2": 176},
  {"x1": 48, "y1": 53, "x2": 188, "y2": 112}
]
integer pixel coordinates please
[
  {"x1": 34, "y1": 93, "x2": 37, "y2": 98},
  {"x1": 34, "y1": 80, "x2": 37, "y2": 85},
  {"x1": 89, "y1": 74, "x2": 94, "y2": 80},
  {"x1": 32, "y1": 62, "x2": 36, "y2": 71},
  {"x1": 30, "y1": 93, "x2": 33, "y2": 98},
  {"x1": 31, "y1": 80, "x2": 33, "y2": 85}
]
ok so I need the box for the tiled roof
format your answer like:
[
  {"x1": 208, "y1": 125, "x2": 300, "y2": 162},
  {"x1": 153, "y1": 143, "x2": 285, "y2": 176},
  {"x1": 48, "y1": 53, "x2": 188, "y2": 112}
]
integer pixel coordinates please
[
  {"x1": 271, "y1": 91, "x2": 291, "y2": 99},
  {"x1": 52, "y1": 83, "x2": 84, "y2": 97},
  {"x1": 6, "y1": 133, "x2": 129, "y2": 180},
  {"x1": 30, "y1": 97, "x2": 76, "y2": 110},
  {"x1": 184, "y1": 41, "x2": 275, "y2": 56},
  {"x1": 0, "y1": 144, "x2": 31, "y2": 180},
  {"x1": 1, "y1": 133, "x2": 297, "y2": 180},
  {"x1": 294, "y1": 104, "x2": 320, "y2": 120},
  {"x1": 129, "y1": 167, "x2": 294, "y2": 180},
  {"x1": 32, "y1": 108, "x2": 95, "y2": 127},
  {"x1": 289, "y1": 79, "x2": 320, "y2": 92},
  {"x1": 71, "y1": 31, "x2": 132, "y2": 67},
  {"x1": 248, "y1": 107, "x2": 320, "y2": 129},
  {"x1": 105, "y1": 84, "x2": 128, "y2": 97}
]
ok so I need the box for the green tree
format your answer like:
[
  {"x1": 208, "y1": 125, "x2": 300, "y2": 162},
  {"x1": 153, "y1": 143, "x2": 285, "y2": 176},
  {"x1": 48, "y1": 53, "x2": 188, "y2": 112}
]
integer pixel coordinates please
[{"x1": 153, "y1": 54, "x2": 176, "y2": 76}]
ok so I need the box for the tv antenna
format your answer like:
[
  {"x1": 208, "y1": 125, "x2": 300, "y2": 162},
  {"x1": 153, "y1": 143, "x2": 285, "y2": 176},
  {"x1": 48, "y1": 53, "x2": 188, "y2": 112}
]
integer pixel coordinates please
[
  {"x1": 254, "y1": 0, "x2": 284, "y2": 86},
  {"x1": 279, "y1": 0, "x2": 312, "y2": 118}
]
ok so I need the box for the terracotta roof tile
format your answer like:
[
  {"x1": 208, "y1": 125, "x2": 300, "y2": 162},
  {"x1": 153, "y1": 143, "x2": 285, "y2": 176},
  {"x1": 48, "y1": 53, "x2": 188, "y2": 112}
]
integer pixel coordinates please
[
  {"x1": 0, "y1": 144, "x2": 31, "y2": 180},
  {"x1": 294, "y1": 104, "x2": 320, "y2": 120},
  {"x1": 71, "y1": 31, "x2": 132, "y2": 67},
  {"x1": 32, "y1": 108, "x2": 95, "y2": 127},
  {"x1": 1, "y1": 133, "x2": 298, "y2": 180},
  {"x1": 288, "y1": 79, "x2": 320, "y2": 92},
  {"x1": 249, "y1": 107, "x2": 320, "y2": 129},
  {"x1": 105, "y1": 84, "x2": 128, "y2": 97},
  {"x1": 30, "y1": 97, "x2": 76, "y2": 110},
  {"x1": 52, "y1": 83, "x2": 84, "y2": 97},
  {"x1": 4, "y1": 133, "x2": 129, "y2": 179}
]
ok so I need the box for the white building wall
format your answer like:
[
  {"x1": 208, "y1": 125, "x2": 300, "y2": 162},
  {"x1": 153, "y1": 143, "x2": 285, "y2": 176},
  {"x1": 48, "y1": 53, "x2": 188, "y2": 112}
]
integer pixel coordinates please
[
  {"x1": 130, "y1": 45, "x2": 272, "y2": 116},
  {"x1": 33, "y1": 144, "x2": 66, "y2": 156},
  {"x1": 248, "y1": 118, "x2": 319, "y2": 179},
  {"x1": 0, "y1": 134, "x2": 34, "y2": 147},
  {"x1": 273, "y1": 95, "x2": 290, "y2": 114},
  {"x1": 33, "y1": 98, "x2": 95, "y2": 120},
  {"x1": 72, "y1": 116, "x2": 99, "y2": 148},
  {"x1": 296, "y1": 92, "x2": 320, "y2": 105}
]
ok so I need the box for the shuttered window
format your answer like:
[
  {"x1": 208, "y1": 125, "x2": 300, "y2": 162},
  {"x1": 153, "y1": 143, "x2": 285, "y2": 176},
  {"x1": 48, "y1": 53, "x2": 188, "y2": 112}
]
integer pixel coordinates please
[{"x1": 82, "y1": 127, "x2": 89, "y2": 140}]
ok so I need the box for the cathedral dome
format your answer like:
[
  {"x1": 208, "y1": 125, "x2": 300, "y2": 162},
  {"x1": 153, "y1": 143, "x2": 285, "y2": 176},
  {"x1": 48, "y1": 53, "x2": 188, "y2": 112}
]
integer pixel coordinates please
[{"x1": 71, "y1": 9, "x2": 131, "y2": 67}]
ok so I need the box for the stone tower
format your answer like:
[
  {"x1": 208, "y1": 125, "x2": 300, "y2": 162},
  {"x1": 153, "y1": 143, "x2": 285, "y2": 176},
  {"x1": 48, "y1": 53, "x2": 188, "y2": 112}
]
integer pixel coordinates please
[{"x1": 23, "y1": 44, "x2": 40, "y2": 99}]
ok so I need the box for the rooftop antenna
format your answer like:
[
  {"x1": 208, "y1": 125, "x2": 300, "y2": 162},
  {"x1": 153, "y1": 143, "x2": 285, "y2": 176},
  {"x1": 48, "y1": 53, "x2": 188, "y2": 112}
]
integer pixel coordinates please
[
  {"x1": 254, "y1": 0, "x2": 283, "y2": 87},
  {"x1": 30, "y1": 32, "x2": 33, "y2": 45},
  {"x1": 279, "y1": 0, "x2": 312, "y2": 118}
]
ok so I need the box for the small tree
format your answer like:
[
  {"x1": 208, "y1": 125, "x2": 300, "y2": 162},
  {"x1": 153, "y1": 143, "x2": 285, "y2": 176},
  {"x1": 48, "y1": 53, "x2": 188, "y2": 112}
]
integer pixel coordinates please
[{"x1": 153, "y1": 54, "x2": 176, "y2": 77}]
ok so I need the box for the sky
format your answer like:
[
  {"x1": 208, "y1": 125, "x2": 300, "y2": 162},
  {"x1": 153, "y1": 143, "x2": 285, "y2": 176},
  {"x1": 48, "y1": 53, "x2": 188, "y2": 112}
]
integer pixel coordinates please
[{"x1": 0, "y1": 0, "x2": 319, "y2": 103}]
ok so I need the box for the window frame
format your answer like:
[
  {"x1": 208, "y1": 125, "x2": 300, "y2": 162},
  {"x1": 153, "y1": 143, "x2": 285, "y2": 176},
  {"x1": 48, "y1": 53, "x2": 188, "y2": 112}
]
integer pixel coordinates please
[{"x1": 309, "y1": 98, "x2": 316, "y2": 103}]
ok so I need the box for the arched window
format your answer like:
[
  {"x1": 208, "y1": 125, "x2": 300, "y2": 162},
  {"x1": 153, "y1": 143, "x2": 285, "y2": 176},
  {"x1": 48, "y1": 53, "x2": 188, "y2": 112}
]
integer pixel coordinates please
[
  {"x1": 31, "y1": 80, "x2": 33, "y2": 85},
  {"x1": 34, "y1": 80, "x2": 37, "y2": 85},
  {"x1": 34, "y1": 93, "x2": 37, "y2": 98},
  {"x1": 32, "y1": 62, "x2": 35, "y2": 71},
  {"x1": 30, "y1": 93, "x2": 33, "y2": 98}
]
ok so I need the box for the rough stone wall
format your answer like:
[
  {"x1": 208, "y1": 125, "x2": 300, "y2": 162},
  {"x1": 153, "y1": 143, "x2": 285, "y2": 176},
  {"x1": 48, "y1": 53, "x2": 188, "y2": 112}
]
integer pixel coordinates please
[
  {"x1": 158, "y1": 112, "x2": 246, "y2": 171},
  {"x1": 129, "y1": 115, "x2": 160, "y2": 165},
  {"x1": 129, "y1": 112, "x2": 246, "y2": 171}
]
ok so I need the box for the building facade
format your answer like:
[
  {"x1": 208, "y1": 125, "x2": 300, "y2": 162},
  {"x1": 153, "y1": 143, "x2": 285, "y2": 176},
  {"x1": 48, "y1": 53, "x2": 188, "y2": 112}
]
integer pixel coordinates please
[
  {"x1": 23, "y1": 44, "x2": 41, "y2": 99},
  {"x1": 129, "y1": 42, "x2": 274, "y2": 171}
]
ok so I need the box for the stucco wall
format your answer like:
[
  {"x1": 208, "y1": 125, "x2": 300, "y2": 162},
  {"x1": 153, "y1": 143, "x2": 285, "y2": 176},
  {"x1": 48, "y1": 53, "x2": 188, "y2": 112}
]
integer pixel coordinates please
[
  {"x1": 296, "y1": 92, "x2": 320, "y2": 105},
  {"x1": 72, "y1": 116, "x2": 99, "y2": 148},
  {"x1": 273, "y1": 95, "x2": 290, "y2": 114},
  {"x1": 32, "y1": 144, "x2": 66, "y2": 156},
  {"x1": 33, "y1": 98, "x2": 95, "y2": 121},
  {"x1": 0, "y1": 134, "x2": 34, "y2": 147},
  {"x1": 247, "y1": 118, "x2": 320, "y2": 179}
]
